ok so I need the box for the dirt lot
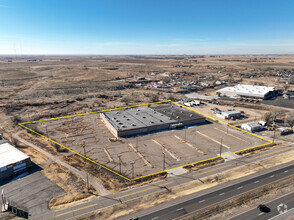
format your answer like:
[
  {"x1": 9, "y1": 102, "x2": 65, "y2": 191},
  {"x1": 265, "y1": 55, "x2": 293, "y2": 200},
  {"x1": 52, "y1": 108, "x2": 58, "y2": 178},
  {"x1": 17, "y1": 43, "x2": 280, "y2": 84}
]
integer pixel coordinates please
[
  {"x1": 190, "y1": 102, "x2": 267, "y2": 124},
  {"x1": 0, "y1": 55, "x2": 293, "y2": 202},
  {"x1": 25, "y1": 104, "x2": 268, "y2": 179}
]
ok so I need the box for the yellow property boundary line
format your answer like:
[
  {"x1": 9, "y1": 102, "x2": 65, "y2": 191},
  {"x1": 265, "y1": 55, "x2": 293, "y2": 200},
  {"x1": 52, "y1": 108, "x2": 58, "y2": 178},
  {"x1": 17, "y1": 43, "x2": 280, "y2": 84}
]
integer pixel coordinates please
[{"x1": 18, "y1": 100, "x2": 272, "y2": 181}]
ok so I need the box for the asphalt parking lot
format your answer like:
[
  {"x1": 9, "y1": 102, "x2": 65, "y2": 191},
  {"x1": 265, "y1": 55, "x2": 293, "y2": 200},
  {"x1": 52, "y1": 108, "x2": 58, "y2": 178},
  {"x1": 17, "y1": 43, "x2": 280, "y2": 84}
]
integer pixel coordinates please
[
  {"x1": 31, "y1": 111, "x2": 268, "y2": 179},
  {"x1": 0, "y1": 171, "x2": 64, "y2": 218}
]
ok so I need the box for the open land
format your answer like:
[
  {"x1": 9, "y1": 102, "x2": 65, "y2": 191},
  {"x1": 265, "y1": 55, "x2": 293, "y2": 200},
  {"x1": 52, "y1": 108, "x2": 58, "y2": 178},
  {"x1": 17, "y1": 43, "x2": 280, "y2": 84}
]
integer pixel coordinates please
[
  {"x1": 0, "y1": 55, "x2": 293, "y2": 218},
  {"x1": 23, "y1": 102, "x2": 268, "y2": 179}
]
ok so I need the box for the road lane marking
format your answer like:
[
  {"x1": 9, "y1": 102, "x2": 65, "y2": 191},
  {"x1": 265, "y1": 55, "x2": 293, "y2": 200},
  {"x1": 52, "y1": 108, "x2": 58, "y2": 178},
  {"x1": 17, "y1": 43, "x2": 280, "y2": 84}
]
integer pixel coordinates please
[
  {"x1": 56, "y1": 204, "x2": 96, "y2": 217},
  {"x1": 237, "y1": 186, "x2": 243, "y2": 189},
  {"x1": 284, "y1": 170, "x2": 289, "y2": 173},
  {"x1": 258, "y1": 212, "x2": 264, "y2": 216},
  {"x1": 270, "y1": 175, "x2": 275, "y2": 178},
  {"x1": 269, "y1": 207, "x2": 294, "y2": 220},
  {"x1": 199, "y1": 200, "x2": 205, "y2": 203},
  {"x1": 58, "y1": 182, "x2": 174, "y2": 217},
  {"x1": 117, "y1": 181, "x2": 173, "y2": 199},
  {"x1": 219, "y1": 193, "x2": 225, "y2": 196},
  {"x1": 173, "y1": 173, "x2": 294, "y2": 220},
  {"x1": 254, "y1": 181, "x2": 260, "y2": 183},
  {"x1": 176, "y1": 208, "x2": 184, "y2": 211},
  {"x1": 227, "y1": 181, "x2": 294, "y2": 220},
  {"x1": 152, "y1": 217, "x2": 159, "y2": 220}
]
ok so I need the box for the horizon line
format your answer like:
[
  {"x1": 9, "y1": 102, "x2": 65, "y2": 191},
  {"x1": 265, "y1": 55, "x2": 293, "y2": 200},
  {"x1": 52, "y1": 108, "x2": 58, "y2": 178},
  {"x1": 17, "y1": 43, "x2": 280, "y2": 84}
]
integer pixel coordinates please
[{"x1": 1, "y1": 53, "x2": 294, "y2": 57}]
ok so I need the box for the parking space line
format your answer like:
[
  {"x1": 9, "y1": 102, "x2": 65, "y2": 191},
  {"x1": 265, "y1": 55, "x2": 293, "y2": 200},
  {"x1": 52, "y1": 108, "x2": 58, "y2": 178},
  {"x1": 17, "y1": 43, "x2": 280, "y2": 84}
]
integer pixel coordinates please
[
  {"x1": 214, "y1": 127, "x2": 250, "y2": 144},
  {"x1": 152, "y1": 139, "x2": 180, "y2": 161},
  {"x1": 196, "y1": 131, "x2": 230, "y2": 149}
]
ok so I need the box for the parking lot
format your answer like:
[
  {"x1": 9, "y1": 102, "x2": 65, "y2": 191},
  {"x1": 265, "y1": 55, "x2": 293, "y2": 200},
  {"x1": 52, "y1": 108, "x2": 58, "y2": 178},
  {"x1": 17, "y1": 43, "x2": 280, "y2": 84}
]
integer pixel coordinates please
[
  {"x1": 30, "y1": 110, "x2": 268, "y2": 179},
  {"x1": 0, "y1": 171, "x2": 64, "y2": 218}
]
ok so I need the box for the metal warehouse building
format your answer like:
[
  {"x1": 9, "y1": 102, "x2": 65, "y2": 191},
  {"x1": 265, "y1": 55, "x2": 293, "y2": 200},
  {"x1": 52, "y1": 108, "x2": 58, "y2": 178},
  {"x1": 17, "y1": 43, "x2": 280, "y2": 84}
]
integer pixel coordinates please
[
  {"x1": 216, "y1": 84, "x2": 276, "y2": 100},
  {"x1": 100, "y1": 103, "x2": 206, "y2": 137},
  {"x1": 0, "y1": 141, "x2": 32, "y2": 180}
]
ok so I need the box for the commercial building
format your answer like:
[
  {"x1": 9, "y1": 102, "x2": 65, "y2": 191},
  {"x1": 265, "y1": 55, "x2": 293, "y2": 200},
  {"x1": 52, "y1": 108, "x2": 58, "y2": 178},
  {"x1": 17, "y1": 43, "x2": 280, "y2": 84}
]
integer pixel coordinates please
[
  {"x1": 241, "y1": 122, "x2": 263, "y2": 132},
  {"x1": 216, "y1": 84, "x2": 276, "y2": 100},
  {"x1": 0, "y1": 141, "x2": 32, "y2": 180},
  {"x1": 221, "y1": 110, "x2": 242, "y2": 119},
  {"x1": 100, "y1": 103, "x2": 206, "y2": 137}
]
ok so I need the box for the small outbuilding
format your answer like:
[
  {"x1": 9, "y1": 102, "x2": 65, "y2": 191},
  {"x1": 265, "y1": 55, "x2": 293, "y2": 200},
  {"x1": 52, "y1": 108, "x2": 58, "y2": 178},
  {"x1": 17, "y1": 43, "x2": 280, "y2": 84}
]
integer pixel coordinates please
[
  {"x1": 241, "y1": 122, "x2": 263, "y2": 132},
  {"x1": 0, "y1": 142, "x2": 32, "y2": 180},
  {"x1": 221, "y1": 110, "x2": 241, "y2": 119}
]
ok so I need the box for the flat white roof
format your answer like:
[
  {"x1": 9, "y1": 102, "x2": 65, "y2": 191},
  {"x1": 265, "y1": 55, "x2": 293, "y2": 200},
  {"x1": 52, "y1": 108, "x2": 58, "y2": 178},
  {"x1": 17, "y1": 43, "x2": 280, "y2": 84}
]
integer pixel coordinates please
[
  {"x1": 0, "y1": 142, "x2": 30, "y2": 168},
  {"x1": 222, "y1": 110, "x2": 241, "y2": 115},
  {"x1": 217, "y1": 84, "x2": 275, "y2": 96},
  {"x1": 242, "y1": 122, "x2": 261, "y2": 128}
]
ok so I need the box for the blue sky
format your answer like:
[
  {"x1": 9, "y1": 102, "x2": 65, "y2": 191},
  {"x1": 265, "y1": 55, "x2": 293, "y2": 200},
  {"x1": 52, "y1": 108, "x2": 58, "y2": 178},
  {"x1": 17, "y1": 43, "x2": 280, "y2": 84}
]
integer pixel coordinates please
[{"x1": 0, "y1": 0, "x2": 294, "y2": 55}]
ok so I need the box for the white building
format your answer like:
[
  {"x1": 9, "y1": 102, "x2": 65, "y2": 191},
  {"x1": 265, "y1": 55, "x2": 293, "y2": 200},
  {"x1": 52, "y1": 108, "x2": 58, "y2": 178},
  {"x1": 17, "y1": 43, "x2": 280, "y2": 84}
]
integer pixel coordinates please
[
  {"x1": 216, "y1": 84, "x2": 275, "y2": 100},
  {"x1": 241, "y1": 122, "x2": 263, "y2": 132},
  {"x1": 0, "y1": 142, "x2": 31, "y2": 180},
  {"x1": 221, "y1": 110, "x2": 241, "y2": 119}
]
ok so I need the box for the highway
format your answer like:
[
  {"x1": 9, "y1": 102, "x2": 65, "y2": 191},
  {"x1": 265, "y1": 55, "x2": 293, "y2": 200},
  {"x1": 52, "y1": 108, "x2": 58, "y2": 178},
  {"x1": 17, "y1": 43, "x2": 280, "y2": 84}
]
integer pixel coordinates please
[
  {"x1": 123, "y1": 163, "x2": 294, "y2": 220},
  {"x1": 229, "y1": 191, "x2": 294, "y2": 220},
  {"x1": 27, "y1": 143, "x2": 294, "y2": 220}
]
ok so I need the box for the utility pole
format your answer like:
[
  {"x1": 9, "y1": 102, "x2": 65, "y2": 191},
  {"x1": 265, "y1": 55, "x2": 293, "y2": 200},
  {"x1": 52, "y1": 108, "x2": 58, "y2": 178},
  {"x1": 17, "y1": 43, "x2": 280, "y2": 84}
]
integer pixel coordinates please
[
  {"x1": 220, "y1": 137, "x2": 223, "y2": 158},
  {"x1": 83, "y1": 142, "x2": 89, "y2": 192},
  {"x1": 162, "y1": 152, "x2": 166, "y2": 171},
  {"x1": 118, "y1": 154, "x2": 122, "y2": 174},
  {"x1": 273, "y1": 124, "x2": 276, "y2": 143},
  {"x1": 130, "y1": 161, "x2": 135, "y2": 179}
]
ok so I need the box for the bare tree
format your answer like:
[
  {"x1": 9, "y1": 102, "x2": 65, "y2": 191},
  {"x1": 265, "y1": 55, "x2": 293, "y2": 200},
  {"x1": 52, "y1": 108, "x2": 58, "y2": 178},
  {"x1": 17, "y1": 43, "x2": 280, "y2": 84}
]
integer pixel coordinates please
[
  {"x1": 285, "y1": 111, "x2": 294, "y2": 128},
  {"x1": 263, "y1": 108, "x2": 286, "y2": 125},
  {"x1": 264, "y1": 112, "x2": 273, "y2": 125},
  {"x1": 272, "y1": 109, "x2": 285, "y2": 120}
]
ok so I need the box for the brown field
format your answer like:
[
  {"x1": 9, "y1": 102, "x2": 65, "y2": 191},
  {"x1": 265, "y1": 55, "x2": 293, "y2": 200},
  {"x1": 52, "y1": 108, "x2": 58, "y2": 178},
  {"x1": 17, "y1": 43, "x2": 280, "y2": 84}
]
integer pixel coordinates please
[{"x1": 0, "y1": 55, "x2": 293, "y2": 191}]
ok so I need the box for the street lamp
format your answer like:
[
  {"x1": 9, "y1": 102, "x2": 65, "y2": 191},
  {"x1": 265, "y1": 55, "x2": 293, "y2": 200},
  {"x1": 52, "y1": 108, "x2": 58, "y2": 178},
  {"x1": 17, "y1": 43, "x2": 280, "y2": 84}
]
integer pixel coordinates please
[
  {"x1": 83, "y1": 142, "x2": 89, "y2": 191},
  {"x1": 273, "y1": 123, "x2": 276, "y2": 143},
  {"x1": 220, "y1": 137, "x2": 223, "y2": 158}
]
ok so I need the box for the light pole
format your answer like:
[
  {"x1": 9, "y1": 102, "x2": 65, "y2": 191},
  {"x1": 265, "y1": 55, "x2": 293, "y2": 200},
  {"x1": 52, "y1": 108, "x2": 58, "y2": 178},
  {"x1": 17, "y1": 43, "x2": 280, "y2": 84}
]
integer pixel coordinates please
[
  {"x1": 118, "y1": 155, "x2": 122, "y2": 174},
  {"x1": 220, "y1": 137, "x2": 223, "y2": 158},
  {"x1": 130, "y1": 161, "x2": 135, "y2": 179},
  {"x1": 273, "y1": 124, "x2": 276, "y2": 143},
  {"x1": 162, "y1": 152, "x2": 166, "y2": 171},
  {"x1": 83, "y1": 142, "x2": 89, "y2": 191}
]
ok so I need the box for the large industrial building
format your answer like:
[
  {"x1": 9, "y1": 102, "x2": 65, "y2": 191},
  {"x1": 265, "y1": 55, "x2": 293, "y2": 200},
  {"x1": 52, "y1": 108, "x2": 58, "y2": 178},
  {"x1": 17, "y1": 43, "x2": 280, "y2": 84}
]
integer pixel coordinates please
[
  {"x1": 100, "y1": 103, "x2": 206, "y2": 137},
  {"x1": 0, "y1": 141, "x2": 32, "y2": 180},
  {"x1": 216, "y1": 84, "x2": 276, "y2": 100}
]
